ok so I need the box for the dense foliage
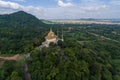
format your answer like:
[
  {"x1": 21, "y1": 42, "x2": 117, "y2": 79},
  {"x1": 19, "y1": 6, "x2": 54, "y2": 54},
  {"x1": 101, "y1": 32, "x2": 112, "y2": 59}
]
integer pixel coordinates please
[
  {"x1": 0, "y1": 26, "x2": 48, "y2": 54},
  {"x1": 0, "y1": 11, "x2": 120, "y2": 80},
  {"x1": 27, "y1": 25, "x2": 120, "y2": 80},
  {"x1": 0, "y1": 60, "x2": 23, "y2": 80}
]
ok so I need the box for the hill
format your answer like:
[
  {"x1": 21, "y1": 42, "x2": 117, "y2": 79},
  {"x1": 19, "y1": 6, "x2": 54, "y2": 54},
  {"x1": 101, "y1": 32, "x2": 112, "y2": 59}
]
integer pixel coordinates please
[{"x1": 0, "y1": 11, "x2": 46, "y2": 27}]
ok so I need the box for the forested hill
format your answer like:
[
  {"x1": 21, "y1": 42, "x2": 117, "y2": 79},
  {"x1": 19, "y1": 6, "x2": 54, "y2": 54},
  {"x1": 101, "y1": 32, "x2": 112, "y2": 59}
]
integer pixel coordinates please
[{"x1": 0, "y1": 11, "x2": 46, "y2": 27}]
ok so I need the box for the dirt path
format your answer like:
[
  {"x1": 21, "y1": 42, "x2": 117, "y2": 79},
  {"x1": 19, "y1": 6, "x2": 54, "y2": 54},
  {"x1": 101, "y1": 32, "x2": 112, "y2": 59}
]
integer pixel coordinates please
[
  {"x1": 23, "y1": 63, "x2": 32, "y2": 80},
  {"x1": 0, "y1": 54, "x2": 20, "y2": 60},
  {"x1": 0, "y1": 61, "x2": 5, "y2": 66},
  {"x1": 87, "y1": 31, "x2": 120, "y2": 43}
]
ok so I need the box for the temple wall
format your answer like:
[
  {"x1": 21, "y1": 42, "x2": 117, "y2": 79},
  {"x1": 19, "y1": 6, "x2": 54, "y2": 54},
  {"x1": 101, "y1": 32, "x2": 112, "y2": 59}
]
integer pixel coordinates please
[{"x1": 46, "y1": 38, "x2": 57, "y2": 42}]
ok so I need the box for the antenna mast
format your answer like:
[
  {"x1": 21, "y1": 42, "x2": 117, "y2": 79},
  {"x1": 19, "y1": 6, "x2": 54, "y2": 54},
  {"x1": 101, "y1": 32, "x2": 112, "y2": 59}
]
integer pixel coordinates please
[
  {"x1": 57, "y1": 27, "x2": 59, "y2": 38},
  {"x1": 61, "y1": 23, "x2": 64, "y2": 42}
]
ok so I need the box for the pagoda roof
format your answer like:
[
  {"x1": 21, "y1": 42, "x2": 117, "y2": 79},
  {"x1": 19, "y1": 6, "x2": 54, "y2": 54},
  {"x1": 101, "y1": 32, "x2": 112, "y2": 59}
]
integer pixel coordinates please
[{"x1": 45, "y1": 28, "x2": 57, "y2": 40}]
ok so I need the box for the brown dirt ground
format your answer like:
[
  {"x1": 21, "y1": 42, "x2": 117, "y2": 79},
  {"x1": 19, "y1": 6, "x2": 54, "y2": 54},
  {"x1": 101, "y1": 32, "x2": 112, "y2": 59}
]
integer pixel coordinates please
[{"x1": 0, "y1": 54, "x2": 20, "y2": 61}]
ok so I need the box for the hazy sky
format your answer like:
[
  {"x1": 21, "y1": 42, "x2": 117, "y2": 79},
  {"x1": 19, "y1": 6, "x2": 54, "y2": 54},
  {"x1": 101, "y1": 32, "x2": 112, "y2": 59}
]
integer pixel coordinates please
[{"x1": 0, "y1": 0, "x2": 120, "y2": 19}]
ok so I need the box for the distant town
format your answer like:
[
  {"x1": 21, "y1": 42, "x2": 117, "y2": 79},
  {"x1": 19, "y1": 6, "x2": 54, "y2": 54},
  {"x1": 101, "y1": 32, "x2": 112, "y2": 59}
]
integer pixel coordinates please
[{"x1": 51, "y1": 19, "x2": 120, "y2": 25}]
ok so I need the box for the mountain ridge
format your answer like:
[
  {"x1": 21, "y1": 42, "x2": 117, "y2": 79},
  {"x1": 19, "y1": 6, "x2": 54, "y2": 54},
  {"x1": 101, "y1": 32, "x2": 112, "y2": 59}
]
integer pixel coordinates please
[{"x1": 0, "y1": 11, "x2": 46, "y2": 27}]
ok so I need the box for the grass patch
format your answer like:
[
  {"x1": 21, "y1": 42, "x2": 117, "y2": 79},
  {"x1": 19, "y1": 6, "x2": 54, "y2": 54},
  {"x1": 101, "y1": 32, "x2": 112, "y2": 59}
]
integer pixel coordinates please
[
  {"x1": 0, "y1": 54, "x2": 15, "y2": 57},
  {"x1": 112, "y1": 59, "x2": 120, "y2": 71}
]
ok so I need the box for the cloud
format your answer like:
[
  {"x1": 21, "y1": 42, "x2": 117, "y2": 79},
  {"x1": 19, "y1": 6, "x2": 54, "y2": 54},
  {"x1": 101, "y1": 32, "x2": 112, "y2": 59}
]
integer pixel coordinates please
[
  {"x1": 0, "y1": 0, "x2": 22, "y2": 9},
  {"x1": 14, "y1": 0, "x2": 26, "y2": 2},
  {"x1": 0, "y1": 0, "x2": 109, "y2": 19},
  {"x1": 43, "y1": 4, "x2": 109, "y2": 19},
  {"x1": 0, "y1": 0, "x2": 46, "y2": 18},
  {"x1": 66, "y1": 0, "x2": 72, "y2": 2},
  {"x1": 0, "y1": 0, "x2": 42, "y2": 11},
  {"x1": 81, "y1": 5, "x2": 107, "y2": 11},
  {"x1": 57, "y1": 0, "x2": 73, "y2": 7},
  {"x1": 0, "y1": 0, "x2": 119, "y2": 19},
  {"x1": 111, "y1": 0, "x2": 120, "y2": 5}
]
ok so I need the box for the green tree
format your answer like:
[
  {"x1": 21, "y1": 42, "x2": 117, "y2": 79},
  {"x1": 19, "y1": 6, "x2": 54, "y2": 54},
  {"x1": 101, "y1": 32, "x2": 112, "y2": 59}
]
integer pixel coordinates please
[{"x1": 6, "y1": 71, "x2": 22, "y2": 80}]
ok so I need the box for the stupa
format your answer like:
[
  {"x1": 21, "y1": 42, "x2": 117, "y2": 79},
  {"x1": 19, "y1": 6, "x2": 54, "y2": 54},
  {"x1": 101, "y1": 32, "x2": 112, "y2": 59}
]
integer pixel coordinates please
[{"x1": 42, "y1": 28, "x2": 58, "y2": 47}]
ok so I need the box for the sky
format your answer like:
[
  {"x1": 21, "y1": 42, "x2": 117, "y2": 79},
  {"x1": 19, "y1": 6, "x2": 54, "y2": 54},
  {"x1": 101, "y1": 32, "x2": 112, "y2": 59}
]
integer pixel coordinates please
[{"x1": 0, "y1": 0, "x2": 120, "y2": 19}]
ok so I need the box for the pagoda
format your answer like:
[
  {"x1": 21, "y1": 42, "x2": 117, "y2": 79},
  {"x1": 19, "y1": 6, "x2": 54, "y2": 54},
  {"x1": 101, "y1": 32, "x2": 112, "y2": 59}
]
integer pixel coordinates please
[
  {"x1": 42, "y1": 28, "x2": 58, "y2": 47},
  {"x1": 45, "y1": 28, "x2": 58, "y2": 43},
  {"x1": 40, "y1": 26, "x2": 64, "y2": 48}
]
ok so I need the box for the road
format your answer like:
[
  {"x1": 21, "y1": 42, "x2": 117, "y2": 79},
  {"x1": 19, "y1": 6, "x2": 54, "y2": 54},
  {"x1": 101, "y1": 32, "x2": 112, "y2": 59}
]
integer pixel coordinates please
[
  {"x1": 0, "y1": 54, "x2": 19, "y2": 60},
  {"x1": 23, "y1": 63, "x2": 32, "y2": 80},
  {"x1": 87, "y1": 31, "x2": 120, "y2": 43}
]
